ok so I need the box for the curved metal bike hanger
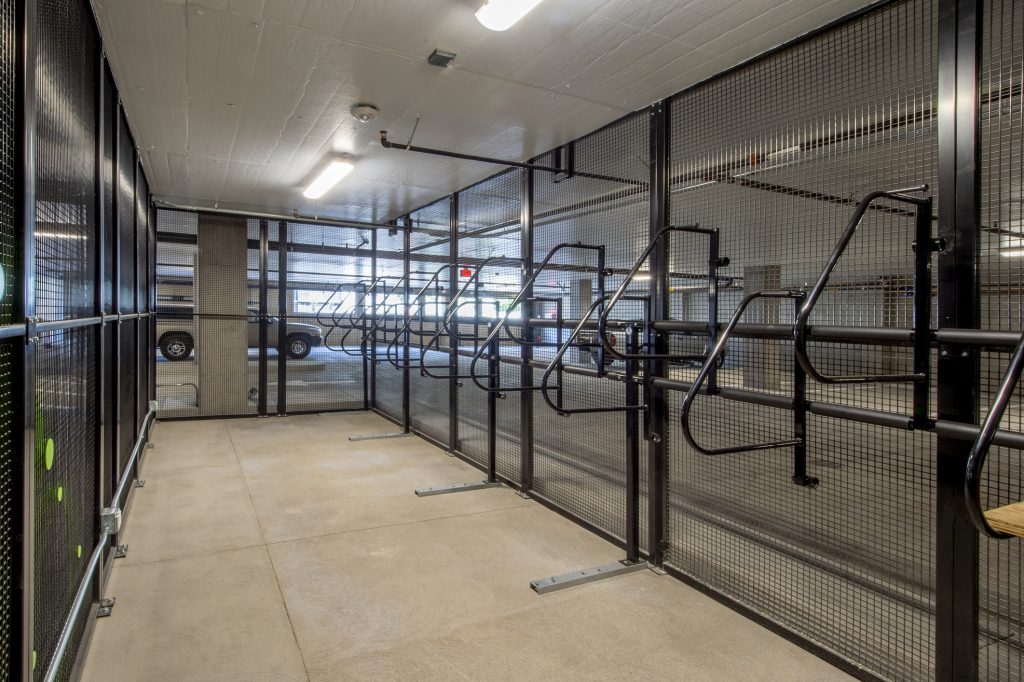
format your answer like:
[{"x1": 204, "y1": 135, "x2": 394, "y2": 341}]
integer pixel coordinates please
[
  {"x1": 598, "y1": 224, "x2": 728, "y2": 364},
  {"x1": 467, "y1": 242, "x2": 606, "y2": 392},
  {"x1": 793, "y1": 185, "x2": 935, "y2": 427},
  {"x1": 964, "y1": 332, "x2": 1024, "y2": 539},
  {"x1": 679, "y1": 290, "x2": 818, "y2": 487}
]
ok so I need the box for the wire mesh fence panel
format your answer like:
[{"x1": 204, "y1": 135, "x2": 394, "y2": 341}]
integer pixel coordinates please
[
  {"x1": 978, "y1": 0, "x2": 1024, "y2": 678},
  {"x1": 31, "y1": 2, "x2": 102, "y2": 674},
  {"x1": 454, "y1": 169, "x2": 523, "y2": 472},
  {"x1": 32, "y1": 327, "x2": 98, "y2": 682},
  {"x1": 155, "y1": 210, "x2": 199, "y2": 416},
  {"x1": 665, "y1": 0, "x2": 939, "y2": 679},
  {"x1": 372, "y1": 228, "x2": 405, "y2": 423},
  {"x1": 0, "y1": 0, "x2": 14, "y2": 667},
  {"x1": 529, "y1": 112, "x2": 649, "y2": 541},
  {"x1": 409, "y1": 199, "x2": 452, "y2": 446},
  {"x1": 284, "y1": 222, "x2": 369, "y2": 413},
  {"x1": 137, "y1": 174, "x2": 150, "y2": 424}
]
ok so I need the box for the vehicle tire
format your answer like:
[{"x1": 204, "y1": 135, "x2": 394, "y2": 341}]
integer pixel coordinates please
[
  {"x1": 159, "y1": 333, "x2": 193, "y2": 361},
  {"x1": 287, "y1": 334, "x2": 312, "y2": 359}
]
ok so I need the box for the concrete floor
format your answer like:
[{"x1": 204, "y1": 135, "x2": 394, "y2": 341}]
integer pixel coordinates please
[{"x1": 81, "y1": 412, "x2": 852, "y2": 682}]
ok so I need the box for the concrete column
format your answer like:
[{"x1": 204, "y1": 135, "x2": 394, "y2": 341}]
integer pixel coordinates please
[
  {"x1": 742, "y1": 265, "x2": 781, "y2": 390},
  {"x1": 196, "y1": 214, "x2": 249, "y2": 414}
]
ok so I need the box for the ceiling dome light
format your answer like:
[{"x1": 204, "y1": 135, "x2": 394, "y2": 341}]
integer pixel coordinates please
[{"x1": 476, "y1": 0, "x2": 545, "y2": 31}]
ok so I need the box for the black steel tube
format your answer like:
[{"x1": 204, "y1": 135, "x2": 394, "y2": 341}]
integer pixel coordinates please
[
  {"x1": 449, "y1": 194, "x2": 459, "y2": 453},
  {"x1": 486, "y1": 324, "x2": 498, "y2": 483},
  {"x1": 520, "y1": 168, "x2": 535, "y2": 494},
  {"x1": 935, "y1": 0, "x2": 981, "y2": 675},
  {"x1": 625, "y1": 327, "x2": 640, "y2": 562},
  {"x1": 14, "y1": 0, "x2": 36, "y2": 671},
  {"x1": 257, "y1": 219, "x2": 268, "y2": 416},
  {"x1": 277, "y1": 221, "x2": 287, "y2": 415},
  {"x1": 368, "y1": 230, "x2": 376, "y2": 409},
  {"x1": 790, "y1": 293, "x2": 817, "y2": 487},
  {"x1": 379, "y1": 130, "x2": 643, "y2": 187},
  {"x1": 912, "y1": 198, "x2": 935, "y2": 428},
  {"x1": 402, "y1": 219, "x2": 411, "y2": 431}
]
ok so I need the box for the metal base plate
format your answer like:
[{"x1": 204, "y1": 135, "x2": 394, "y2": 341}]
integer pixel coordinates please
[
  {"x1": 531, "y1": 560, "x2": 648, "y2": 595},
  {"x1": 97, "y1": 597, "x2": 116, "y2": 618},
  {"x1": 415, "y1": 481, "x2": 502, "y2": 497},
  {"x1": 348, "y1": 432, "x2": 413, "y2": 442}
]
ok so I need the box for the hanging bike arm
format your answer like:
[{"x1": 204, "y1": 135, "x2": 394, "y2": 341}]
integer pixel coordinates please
[
  {"x1": 384, "y1": 264, "x2": 457, "y2": 369},
  {"x1": 539, "y1": 296, "x2": 648, "y2": 416},
  {"x1": 359, "y1": 275, "x2": 411, "y2": 361},
  {"x1": 467, "y1": 242, "x2": 604, "y2": 392},
  {"x1": 441, "y1": 256, "x2": 525, "y2": 345},
  {"x1": 680, "y1": 290, "x2": 817, "y2": 487},
  {"x1": 793, "y1": 185, "x2": 936, "y2": 427},
  {"x1": 317, "y1": 281, "x2": 367, "y2": 352},
  {"x1": 598, "y1": 224, "x2": 728, "y2": 362},
  {"x1": 333, "y1": 277, "x2": 395, "y2": 356},
  {"x1": 964, "y1": 332, "x2": 1024, "y2": 539}
]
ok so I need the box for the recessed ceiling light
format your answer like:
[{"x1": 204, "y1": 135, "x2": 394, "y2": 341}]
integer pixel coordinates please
[
  {"x1": 303, "y1": 158, "x2": 355, "y2": 199},
  {"x1": 476, "y1": 0, "x2": 545, "y2": 31}
]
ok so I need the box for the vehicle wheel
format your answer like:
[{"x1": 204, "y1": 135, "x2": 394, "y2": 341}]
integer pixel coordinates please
[
  {"x1": 287, "y1": 334, "x2": 312, "y2": 359},
  {"x1": 160, "y1": 334, "x2": 193, "y2": 361}
]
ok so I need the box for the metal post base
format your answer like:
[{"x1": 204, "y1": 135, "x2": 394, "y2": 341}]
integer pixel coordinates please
[
  {"x1": 348, "y1": 431, "x2": 413, "y2": 442},
  {"x1": 530, "y1": 560, "x2": 648, "y2": 595},
  {"x1": 415, "y1": 481, "x2": 502, "y2": 497}
]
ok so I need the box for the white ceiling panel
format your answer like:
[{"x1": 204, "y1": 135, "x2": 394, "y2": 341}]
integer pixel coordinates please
[{"x1": 92, "y1": 0, "x2": 875, "y2": 223}]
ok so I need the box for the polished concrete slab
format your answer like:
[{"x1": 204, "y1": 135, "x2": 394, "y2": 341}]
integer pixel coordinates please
[{"x1": 82, "y1": 411, "x2": 853, "y2": 682}]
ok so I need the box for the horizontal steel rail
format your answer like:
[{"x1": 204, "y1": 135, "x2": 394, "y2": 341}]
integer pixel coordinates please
[{"x1": 44, "y1": 404, "x2": 157, "y2": 682}]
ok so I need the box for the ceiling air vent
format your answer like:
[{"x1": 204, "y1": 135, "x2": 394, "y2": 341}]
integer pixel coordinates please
[{"x1": 427, "y1": 49, "x2": 456, "y2": 68}]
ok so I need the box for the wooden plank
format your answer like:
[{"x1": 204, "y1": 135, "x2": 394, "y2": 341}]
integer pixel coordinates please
[{"x1": 984, "y1": 501, "x2": 1024, "y2": 537}]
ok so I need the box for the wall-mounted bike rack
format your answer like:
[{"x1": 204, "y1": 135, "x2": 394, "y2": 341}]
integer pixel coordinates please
[
  {"x1": 529, "y1": 225, "x2": 730, "y2": 592},
  {"x1": 965, "y1": 332, "x2": 1024, "y2": 539},
  {"x1": 680, "y1": 289, "x2": 818, "y2": 487},
  {"x1": 681, "y1": 186, "x2": 935, "y2": 488},
  {"x1": 794, "y1": 186, "x2": 936, "y2": 429},
  {"x1": 466, "y1": 242, "x2": 609, "y2": 394}
]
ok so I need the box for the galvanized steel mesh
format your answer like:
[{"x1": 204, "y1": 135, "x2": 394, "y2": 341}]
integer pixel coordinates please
[
  {"x1": 979, "y1": 0, "x2": 1024, "y2": 678},
  {"x1": 666, "y1": 1, "x2": 940, "y2": 678}
]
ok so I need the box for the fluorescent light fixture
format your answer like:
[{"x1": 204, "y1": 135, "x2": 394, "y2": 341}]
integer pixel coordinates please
[
  {"x1": 476, "y1": 0, "x2": 545, "y2": 31},
  {"x1": 36, "y1": 232, "x2": 88, "y2": 240},
  {"x1": 1001, "y1": 248, "x2": 1024, "y2": 258},
  {"x1": 303, "y1": 159, "x2": 354, "y2": 199}
]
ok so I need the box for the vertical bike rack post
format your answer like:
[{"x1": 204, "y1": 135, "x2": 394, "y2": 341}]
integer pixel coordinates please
[
  {"x1": 415, "y1": 319, "x2": 504, "y2": 496},
  {"x1": 530, "y1": 321, "x2": 648, "y2": 593},
  {"x1": 680, "y1": 290, "x2": 818, "y2": 488},
  {"x1": 624, "y1": 326, "x2": 641, "y2": 563}
]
